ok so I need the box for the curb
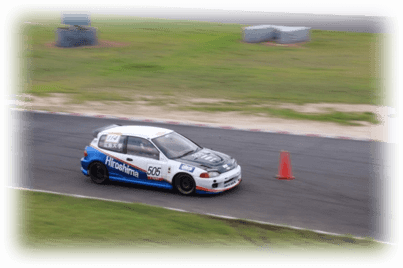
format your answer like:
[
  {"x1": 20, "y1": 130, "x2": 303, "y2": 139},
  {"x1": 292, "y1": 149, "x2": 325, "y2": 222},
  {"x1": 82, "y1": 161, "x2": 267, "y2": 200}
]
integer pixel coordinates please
[
  {"x1": 9, "y1": 186, "x2": 395, "y2": 246},
  {"x1": 11, "y1": 108, "x2": 380, "y2": 142}
]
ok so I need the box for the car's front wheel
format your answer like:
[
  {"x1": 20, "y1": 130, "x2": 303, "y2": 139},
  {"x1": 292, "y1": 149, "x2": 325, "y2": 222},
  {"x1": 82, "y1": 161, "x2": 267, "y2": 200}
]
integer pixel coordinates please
[
  {"x1": 89, "y1": 162, "x2": 109, "y2": 184},
  {"x1": 174, "y1": 173, "x2": 196, "y2": 195}
]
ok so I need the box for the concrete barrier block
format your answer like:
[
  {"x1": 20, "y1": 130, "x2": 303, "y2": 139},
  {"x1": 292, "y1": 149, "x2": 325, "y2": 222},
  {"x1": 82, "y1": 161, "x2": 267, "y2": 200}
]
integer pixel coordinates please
[
  {"x1": 56, "y1": 27, "x2": 98, "y2": 47},
  {"x1": 243, "y1": 25, "x2": 275, "y2": 43},
  {"x1": 273, "y1": 26, "x2": 311, "y2": 44}
]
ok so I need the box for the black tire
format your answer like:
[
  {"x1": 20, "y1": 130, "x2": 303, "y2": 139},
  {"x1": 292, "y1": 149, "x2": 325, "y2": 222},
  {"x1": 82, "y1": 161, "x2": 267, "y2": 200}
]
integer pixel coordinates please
[
  {"x1": 89, "y1": 162, "x2": 109, "y2": 184},
  {"x1": 174, "y1": 173, "x2": 196, "y2": 195}
]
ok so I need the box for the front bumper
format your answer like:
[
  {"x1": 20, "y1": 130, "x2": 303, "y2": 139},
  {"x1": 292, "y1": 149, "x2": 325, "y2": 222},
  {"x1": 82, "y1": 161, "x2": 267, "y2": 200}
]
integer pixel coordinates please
[{"x1": 195, "y1": 165, "x2": 242, "y2": 194}]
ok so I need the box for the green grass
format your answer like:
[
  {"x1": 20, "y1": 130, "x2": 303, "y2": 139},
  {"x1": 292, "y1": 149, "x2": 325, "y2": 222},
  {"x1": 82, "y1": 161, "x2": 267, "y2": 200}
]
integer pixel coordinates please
[
  {"x1": 17, "y1": 190, "x2": 385, "y2": 253},
  {"x1": 19, "y1": 14, "x2": 384, "y2": 123}
]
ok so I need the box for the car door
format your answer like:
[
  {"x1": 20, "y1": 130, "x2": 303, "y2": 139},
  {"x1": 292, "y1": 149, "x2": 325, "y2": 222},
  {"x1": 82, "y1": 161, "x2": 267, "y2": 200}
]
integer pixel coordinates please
[{"x1": 125, "y1": 136, "x2": 168, "y2": 182}]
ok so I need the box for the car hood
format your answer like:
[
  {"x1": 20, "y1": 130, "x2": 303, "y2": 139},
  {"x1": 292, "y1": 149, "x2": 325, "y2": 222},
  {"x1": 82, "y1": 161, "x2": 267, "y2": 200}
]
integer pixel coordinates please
[{"x1": 177, "y1": 148, "x2": 236, "y2": 173}]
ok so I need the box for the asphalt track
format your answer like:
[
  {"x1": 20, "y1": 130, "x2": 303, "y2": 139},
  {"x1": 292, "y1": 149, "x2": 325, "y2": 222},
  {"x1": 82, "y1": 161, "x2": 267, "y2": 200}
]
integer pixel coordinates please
[
  {"x1": 10, "y1": 11, "x2": 392, "y2": 244},
  {"x1": 11, "y1": 111, "x2": 393, "y2": 242},
  {"x1": 94, "y1": 8, "x2": 388, "y2": 33}
]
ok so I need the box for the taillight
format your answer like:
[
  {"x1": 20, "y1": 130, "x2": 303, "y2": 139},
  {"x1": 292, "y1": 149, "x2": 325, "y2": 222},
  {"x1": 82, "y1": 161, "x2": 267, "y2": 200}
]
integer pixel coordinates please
[
  {"x1": 84, "y1": 150, "x2": 88, "y2": 157},
  {"x1": 200, "y1": 172, "x2": 209, "y2": 178}
]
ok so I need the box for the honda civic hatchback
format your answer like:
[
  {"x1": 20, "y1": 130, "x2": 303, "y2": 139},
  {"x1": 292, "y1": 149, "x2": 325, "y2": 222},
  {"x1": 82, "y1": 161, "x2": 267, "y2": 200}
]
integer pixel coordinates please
[{"x1": 80, "y1": 124, "x2": 242, "y2": 195}]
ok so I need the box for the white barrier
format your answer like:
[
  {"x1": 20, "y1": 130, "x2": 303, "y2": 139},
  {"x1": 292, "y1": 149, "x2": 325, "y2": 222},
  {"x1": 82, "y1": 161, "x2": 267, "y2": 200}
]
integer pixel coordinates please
[
  {"x1": 243, "y1": 25, "x2": 275, "y2": 43},
  {"x1": 273, "y1": 26, "x2": 311, "y2": 44},
  {"x1": 243, "y1": 25, "x2": 311, "y2": 44}
]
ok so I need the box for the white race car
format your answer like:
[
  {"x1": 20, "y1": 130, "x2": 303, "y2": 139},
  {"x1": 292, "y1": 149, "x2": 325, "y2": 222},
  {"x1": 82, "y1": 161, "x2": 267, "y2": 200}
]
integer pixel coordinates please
[{"x1": 80, "y1": 124, "x2": 242, "y2": 195}]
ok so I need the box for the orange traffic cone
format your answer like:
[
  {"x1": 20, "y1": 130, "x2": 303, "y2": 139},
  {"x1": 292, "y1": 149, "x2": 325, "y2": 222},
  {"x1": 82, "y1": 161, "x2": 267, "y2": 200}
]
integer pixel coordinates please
[{"x1": 275, "y1": 151, "x2": 295, "y2": 180}]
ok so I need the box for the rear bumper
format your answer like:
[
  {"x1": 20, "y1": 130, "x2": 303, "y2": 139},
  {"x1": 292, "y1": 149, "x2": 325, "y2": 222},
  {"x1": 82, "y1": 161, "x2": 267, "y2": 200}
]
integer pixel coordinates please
[
  {"x1": 81, "y1": 167, "x2": 89, "y2": 176},
  {"x1": 81, "y1": 157, "x2": 90, "y2": 176}
]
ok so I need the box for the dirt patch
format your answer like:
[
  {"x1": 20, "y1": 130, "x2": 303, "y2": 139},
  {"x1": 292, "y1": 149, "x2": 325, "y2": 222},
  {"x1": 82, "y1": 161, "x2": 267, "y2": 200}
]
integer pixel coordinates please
[
  {"x1": 44, "y1": 40, "x2": 130, "y2": 49},
  {"x1": 240, "y1": 40, "x2": 306, "y2": 48},
  {"x1": 276, "y1": 103, "x2": 388, "y2": 126},
  {"x1": 189, "y1": 98, "x2": 238, "y2": 104},
  {"x1": 16, "y1": 93, "x2": 392, "y2": 142},
  {"x1": 24, "y1": 22, "x2": 43, "y2": 25},
  {"x1": 184, "y1": 101, "x2": 385, "y2": 124},
  {"x1": 263, "y1": 41, "x2": 307, "y2": 48}
]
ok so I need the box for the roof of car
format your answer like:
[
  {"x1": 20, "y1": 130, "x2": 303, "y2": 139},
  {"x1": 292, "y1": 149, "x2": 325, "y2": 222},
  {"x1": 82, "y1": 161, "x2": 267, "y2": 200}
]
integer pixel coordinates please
[{"x1": 100, "y1": 125, "x2": 174, "y2": 139}]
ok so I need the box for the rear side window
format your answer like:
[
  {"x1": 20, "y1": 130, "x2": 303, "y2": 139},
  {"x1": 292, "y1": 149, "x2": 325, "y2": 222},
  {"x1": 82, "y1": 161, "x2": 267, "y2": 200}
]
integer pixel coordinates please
[{"x1": 98, "y1": 134, "x2": 125, "y2": 153}]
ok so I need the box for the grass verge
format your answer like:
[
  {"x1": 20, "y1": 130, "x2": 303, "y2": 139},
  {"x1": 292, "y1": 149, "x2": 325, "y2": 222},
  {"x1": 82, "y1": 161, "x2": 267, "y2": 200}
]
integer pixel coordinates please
[
  {"x1": 16, "y1": 190, "x2": 385, "y2": 254},
  {"x1": 20, "y1": 15, "x2": 383, "y2": 118},
  {"x1": 182, "y1": 102, "x2": 379, "y2": 125}
]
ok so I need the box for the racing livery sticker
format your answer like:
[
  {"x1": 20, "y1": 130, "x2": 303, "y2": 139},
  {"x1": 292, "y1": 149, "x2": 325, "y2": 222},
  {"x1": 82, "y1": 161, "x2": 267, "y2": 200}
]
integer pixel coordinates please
[
  {"x1": 98, "y1": 133, "x2": 125, "y2": 153},
  {"x1": 192, "y1": 151, "x2": 219, "y2": 162},
  {"x1": 103, "y1": 143, "x2": 123, "y2": 150},
  {"x1": 224, "y1": 179, "x2": 237, "y2": 187},
  {"x1": 105, "y1": 156, "x2": 139, "y2": 178},
  {"x1": 179, "y1": 164, "x2": 195, "y2": 173},
  {"x1": 147, "y1": 164, "x2": 162, "y2": 177},
  {"x1": 105, "y1": 134, "x2": 121, "y2": 143}
]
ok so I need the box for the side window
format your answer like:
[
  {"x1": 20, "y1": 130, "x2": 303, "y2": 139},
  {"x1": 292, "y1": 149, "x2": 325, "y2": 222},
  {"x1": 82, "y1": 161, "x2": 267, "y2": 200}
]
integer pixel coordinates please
[
  {"x1": 98, "y1": 134, "x2": 125, "y2": 153},
  {"x1": 127, "y1": 136, "x2": 160, "y2": 160}
]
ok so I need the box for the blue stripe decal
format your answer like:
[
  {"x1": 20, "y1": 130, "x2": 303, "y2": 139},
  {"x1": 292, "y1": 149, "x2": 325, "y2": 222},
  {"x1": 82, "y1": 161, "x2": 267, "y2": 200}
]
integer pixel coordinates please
[
  {"x1": 82, "y1": 146, "x2": 148, "y2": 181},
  {"x1": 195, "y1": 190, "x2": 220, "y2": 195},
  {"x1": 109, "y1": 176, "x2": 173, "y2": 190}
]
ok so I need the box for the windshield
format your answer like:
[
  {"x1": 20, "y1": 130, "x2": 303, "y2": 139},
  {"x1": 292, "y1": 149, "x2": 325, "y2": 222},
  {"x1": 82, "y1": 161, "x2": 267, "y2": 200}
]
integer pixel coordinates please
[{"x1": 152, "y1": 132, "x2": 201, "y2": 159}]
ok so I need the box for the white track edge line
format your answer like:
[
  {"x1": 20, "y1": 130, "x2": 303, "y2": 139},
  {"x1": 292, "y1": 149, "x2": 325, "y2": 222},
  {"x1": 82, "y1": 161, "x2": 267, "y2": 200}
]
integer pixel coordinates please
[{"x1": 8, "y1": 186, "x2": 394, "y2": 246}]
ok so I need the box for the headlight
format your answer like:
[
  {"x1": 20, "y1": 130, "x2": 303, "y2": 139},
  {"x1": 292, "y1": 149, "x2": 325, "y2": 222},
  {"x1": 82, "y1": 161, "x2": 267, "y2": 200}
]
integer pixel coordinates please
[
  {"x1": 208, "y1": 171, "x2": 220, "y2": 178},
  {"x1": 200, "y1": 171, "x2": 220, "y2": 178}
]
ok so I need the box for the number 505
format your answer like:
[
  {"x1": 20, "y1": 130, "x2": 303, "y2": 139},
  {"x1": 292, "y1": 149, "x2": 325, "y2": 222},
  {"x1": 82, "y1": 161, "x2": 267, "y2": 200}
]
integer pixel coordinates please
[{"x1": 147, "y1": 166, "x2": 161, "y2": 176}]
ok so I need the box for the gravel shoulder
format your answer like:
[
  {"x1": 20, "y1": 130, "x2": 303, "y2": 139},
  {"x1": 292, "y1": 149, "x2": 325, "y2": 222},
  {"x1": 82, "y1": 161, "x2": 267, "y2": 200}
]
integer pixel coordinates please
[{"x1": 12, "y1": 94, "x2": 395, "y2": 142}]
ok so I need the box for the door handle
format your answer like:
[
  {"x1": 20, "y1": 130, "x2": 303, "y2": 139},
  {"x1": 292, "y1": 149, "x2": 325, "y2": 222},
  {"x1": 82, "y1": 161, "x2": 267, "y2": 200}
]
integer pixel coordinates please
[{"x1": 126, "y1": 158, "x2": 133, "y2": 161}]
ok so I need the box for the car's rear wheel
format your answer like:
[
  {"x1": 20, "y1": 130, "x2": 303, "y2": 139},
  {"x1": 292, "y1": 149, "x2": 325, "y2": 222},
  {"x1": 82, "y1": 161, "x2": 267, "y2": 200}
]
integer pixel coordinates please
[
  {"x1": 174, "y1": 173, "x2": 196, "y2": 195},
  {"x1": 89, "y1": 162, "x2": 109, "y2": 184}
]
